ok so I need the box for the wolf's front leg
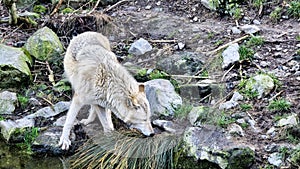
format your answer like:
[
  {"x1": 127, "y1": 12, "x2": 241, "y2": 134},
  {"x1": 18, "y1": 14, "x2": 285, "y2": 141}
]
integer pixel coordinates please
[
  {"x1": 59, "y1": 94, "x2": 83, "y2": 150},
  {"x1": 96, "y1": 106, "x2": 114, "y2": 132}
]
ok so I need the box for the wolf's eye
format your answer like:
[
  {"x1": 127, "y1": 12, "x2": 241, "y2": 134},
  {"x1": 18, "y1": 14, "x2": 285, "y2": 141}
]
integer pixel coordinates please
[{"x1": 135, "y1": 105, "x2": 141, "y2": 110}]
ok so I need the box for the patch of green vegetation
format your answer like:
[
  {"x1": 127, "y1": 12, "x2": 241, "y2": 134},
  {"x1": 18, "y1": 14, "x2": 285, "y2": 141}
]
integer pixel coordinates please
[
  {"x1": 253, "y1": 0, "x2": 264, "y2": 8},
  {"x1": 207, "y1": 31, "x2": 214, "y2": 39},
  {"x1": 239, "y1": 45, "x2": 255, "y2": 61},
  {"x1": 279, "y1": 146, "x2": 290, "y2": 159},
  {"x1": 266, "y1": 72, "x2": 281, "y2": 87},
  {"x1": 17, "y1": 94, "x2": 29, "y2": 109},
  {"x1": 61, "y1": 7, "x2": 74, "y2": 14},
  {"x1": 273, "y1": 114, "x2": 289, "y2": 122},
  {"x1": 287, "y1": 131, "x2": 300, "y2": 144},
  {"x1": 16, "y1": 127, "x2": 39, "y2": 153},
  {"x1": 297, "y1": 49, "x2": 300, "y2": 55},
  {"x1": 240, "y1": 103, "x2": 252, "y2": 111},
  {"x1": 174, "y1": 105, "x2": 193, "y2": 119},
  {"x1": 54, "y1": 79, "x2": 72, "y2": 93},
  {"x1": 246, "y1": 36, "x2": 264, "y2": 48},
  {"x1": 233, "y1": 7, "x2": 242, "y2": 20},
  {"x1": 268, "y1": 98, "x2": 291, "y2": 112},
  {"x1": 201, "y1": 70, "x2": 209, "y2": 78},
  {"x1": 270, "y1": 7, "x2": 282, "y2": 22},
  {"x1": 296, "y1": 35, "x2": 300, "y2": 41},
  {"x1": 238, "y1": 78, "x2": 260, "y2": 99},
  {"x1": 215, "y1": 40, "x2": 224, "y2": 46},
  {"x1": 0, "y1": 115, "x2": 4, "y2": 121},
  {"x1": 216, "y1": 111, "x2": 235, "y2": 128},
  {"x1": 288, "y1": 1, "x2": 300, "y2": 18},
  {"x1": 240, "y1": 122, "x2": 249, "y2": 129},
  {"x1": 149, "y1": 69, "x2": 169, "y2": 80},
  {"x1": 290, "y1": 148, "x2": 300, "y2": 167},
  {"x1": 33, "y1": 5, "x2": 47, "y2": 14}
]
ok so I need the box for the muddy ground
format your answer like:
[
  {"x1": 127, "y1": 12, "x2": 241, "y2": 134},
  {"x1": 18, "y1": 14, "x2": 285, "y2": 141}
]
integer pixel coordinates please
[{"x1": 1, "y1": 0, "x2": 300, "y2": 168}]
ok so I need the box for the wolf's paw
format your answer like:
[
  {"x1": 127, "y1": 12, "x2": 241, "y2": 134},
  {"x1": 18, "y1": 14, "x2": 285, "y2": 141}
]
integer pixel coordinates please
[
  {"x1": 80, "y1": 118, "x2": 92, "y2": 125},
  {"x1": 59, "y1": 136, "x2": 71, "y2": 150}
]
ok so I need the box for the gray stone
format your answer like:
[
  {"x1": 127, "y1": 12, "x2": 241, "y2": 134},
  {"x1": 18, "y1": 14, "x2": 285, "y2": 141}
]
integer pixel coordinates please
[
  {"x1": 152, "y1": 120, "x2": 176, "y2": 133},
  {"x1": 26, "y1": 101, "x2": 70, "y2": 119},
  {"x1": 219, "y1": 91, "x2": 243, "y2": 110},
  {"x1": 231, "y1": 27, "x2": 241, "y2": 34},
  {"x1": 0, "y1": 91, "x2": 17, "y2": 115},
  {"x1": 268, "y1": 152, "x2": 282, "y2": 167},
  {"x1": 188, "y1": 106, "x2": 206, "y2": 126},
  {"x1": 229, "y1": 123, "x2": 244, "y2": 137},
  {"x1": 183, "y1": 126, "x2": 255, "y2": 169},
  {"x1": 276, "y1": 114, "x2": 298, "y2": 127},
  {"x1": 128, "y1": 38, "x2": 152, "y2": 56},
  {"x1": 240, "y1": 24, "x2": 260, "y2": 34},
  {"x1": 0, "y1": 44, "x2": 32, "y2": 88},
  {"x1": 156, "y1": 52, "x2": 204, "y2": 76},
  {"x1": 145, "y1": 79, "x2": 182, "y2": 117},
  {"x1": 0, "y1": 118, "x2": 34, "y2": 141},
  {"x1": 245, "y1": 74, "x2": 275, "y2": 99},
  {"x1": 25, "y1": 27, "x2": 64, "y2": 61},
  {"x1": 201, "y1": 0, "x2": 216, "y2": 10},
  {"x1": 253, "y1": 19, "x2": 261, "y2": 25},
  {"x1": 222, "y1": 43, "x2": 240, "y2": 68}
]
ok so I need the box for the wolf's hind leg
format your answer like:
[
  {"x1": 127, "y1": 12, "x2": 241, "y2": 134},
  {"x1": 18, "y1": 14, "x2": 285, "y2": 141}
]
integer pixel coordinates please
[
  {"x1": 80, "y1": 105, "x2": 97, "y2": 125},
  {"x1": 96, "y1": 106, "x2": 114, "y2": 132}
]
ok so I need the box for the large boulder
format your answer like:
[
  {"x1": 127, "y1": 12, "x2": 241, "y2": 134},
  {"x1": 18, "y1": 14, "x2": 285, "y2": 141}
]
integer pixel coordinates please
[
  {"x1": 145, "y1": 79, "x2": 182, "y2": 117},
  {"x1": 0, "y1": 44, "x2": 32, "y2": 88},
  {"x1": 25, "y1": 27, "x2": 64, "y2": 61},
  {"x1": 0, "y1": 91, "x2": 18, "y2": 115},
  {"x1": 180, "y1": 126, "x2": 255, "y2": 169}
]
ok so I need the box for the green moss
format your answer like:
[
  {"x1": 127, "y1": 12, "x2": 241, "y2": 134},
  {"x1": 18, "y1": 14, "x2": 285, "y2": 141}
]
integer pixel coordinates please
[
  {"x1": 288, "y1": 1, "x2": 300, "y2": 18},
  {"x1": 246, "y1": 36, "x2": 264, "y2": 47},
  {"x1": 268, "y1": 98, "x2": 291, "y2": 112},
  {"x1": 15, "y1": 127, "x2": 39, "y2": 153},
  {"x1": 240, "y1": 103, "x2": 252, "y2": 111},
  {"x1": 290, "y1": 148, "x2": 300, "y2": 167},
  {"x1": 216, "y1": 111, "x2": 235, "y2": 128},
  {"x1": 227, "y1": 148, "x2": 255, "y2": 169},
  {"x1": 33, "y1": 5, "x2": 47, "y2": 14},
  {"x1": 239, "y1": 45, "x2": 254, "y2": 61},
  {"x1": 174, "y1": 105, "x2": 193, "y2": 119},
  {"x1": 61, "y1": 7, "x2": 74, "y2": 14},
  {"x1": 270, "y1": 7, "x2": 282, "y2": 22},
  {"x1": 17, "y1": 94, "x2": 29, "y2": 109}
]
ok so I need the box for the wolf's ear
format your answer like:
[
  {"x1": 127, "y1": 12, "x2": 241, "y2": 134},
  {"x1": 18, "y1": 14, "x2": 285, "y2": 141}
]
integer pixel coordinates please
[{"x1": 138, "y1": 83, "x2": 145, "y2": 93}]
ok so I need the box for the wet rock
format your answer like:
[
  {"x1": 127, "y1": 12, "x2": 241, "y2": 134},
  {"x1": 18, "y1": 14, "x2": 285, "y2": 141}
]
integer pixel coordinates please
[
  {"x1": 231, "y1": 27, "x2": 241, "y2": 34},
  {"x1": 27, "y1": 101, "x2": 70, "y2": 118},
  {"x1": 188, "y1": 106, "x2": 206, "y2": 126},
  {"x1": 201, "y1": 0, "x2": 216, "y2": 10},
  {"x1": 244, "y1": 74, "x2": 275, "y2": 99},
  {"x1": 276, "y1": 114, "x2": 298, "y2": 127},
  {"x1": 157, "y1": 52, "x2": 204, "y2": 76},
  {"x1": 0, "y1": 44, "x2": 32, "y2": 88},
  {"x1": 240, "y1": 24, "x2": 260, "y2": 34},
  {"x1": 0, "y1": 118, "x2": 35, "y2": 141},
  {"x1": 152, "y1": 119, "x2": 176, "y2": 133},
  {"x1": 25, "y1": 27, "x2": 64, "y2": 61},
  {"x1": 268, "y1": 152, "x2": 282, "y2": 167},
  {"x1": 219, "y1": 91, "x2": 243, "y2": 110},
  {"x1": 145, "y1": 79, "x2": 182, "y2": 117},
  {"x1": 228, "y1": 123, "x2": 244, "y2": 137},
  {"x1": 222, "y1": 43, "x2": 240, "y2": 69},
  {"x1": 128, "y1": 38, "x2": 152, "y2": 56},
  {"x1": 182, "y1": 126, "x2": 255, "y2": 169},
  {"x1": 0, "y1": 91, "x2": 18, "y2": 115}
]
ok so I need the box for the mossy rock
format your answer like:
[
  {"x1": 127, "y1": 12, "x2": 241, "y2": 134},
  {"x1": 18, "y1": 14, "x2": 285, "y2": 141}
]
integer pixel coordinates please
[
  {"x1": 25, "y1": 27, "x2": 63, "y2": 61},
  {"x1": 227, "y1": 147, "x2": 255, "y2": 169},
  {"x1": 290, "y1": 148, "x2": 300, "y2": 167},
  {"x1": 0, "y1": 44, "x2": 32, "y2": 88}
]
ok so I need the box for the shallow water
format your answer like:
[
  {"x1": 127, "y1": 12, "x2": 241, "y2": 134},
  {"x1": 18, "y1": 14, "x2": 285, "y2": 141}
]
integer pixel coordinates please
[{"x1": 0, "y1": 142, "x2": 64, "y2": 169}]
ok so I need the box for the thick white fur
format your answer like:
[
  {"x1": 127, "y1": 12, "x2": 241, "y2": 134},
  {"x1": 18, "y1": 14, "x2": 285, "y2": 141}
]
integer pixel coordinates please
[{"x1": 59, "y1": 32, "x2": 154, "y2": 150}]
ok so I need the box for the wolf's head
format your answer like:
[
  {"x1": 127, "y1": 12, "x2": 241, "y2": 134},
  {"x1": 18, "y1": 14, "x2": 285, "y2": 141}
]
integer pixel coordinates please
[{"x1": 124, "y1": 84, "x2": 154, "y2": 136}]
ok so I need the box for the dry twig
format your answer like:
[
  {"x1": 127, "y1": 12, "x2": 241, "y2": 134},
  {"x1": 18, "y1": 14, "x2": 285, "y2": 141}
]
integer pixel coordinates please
[{"x1": 50, "y1": 0, "x2": 64, "y2": 16}]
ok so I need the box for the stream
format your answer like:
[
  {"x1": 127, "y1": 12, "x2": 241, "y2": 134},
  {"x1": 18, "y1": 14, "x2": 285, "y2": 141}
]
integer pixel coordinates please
[{"x1": 0, "y1": 142, "x2": 64, "y2": 169}]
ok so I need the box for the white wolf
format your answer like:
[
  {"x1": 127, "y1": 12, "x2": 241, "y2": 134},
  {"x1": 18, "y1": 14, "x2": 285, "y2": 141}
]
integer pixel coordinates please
[{"x1": 59, "y1": 32, "x2": 154, "y2": 150}]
